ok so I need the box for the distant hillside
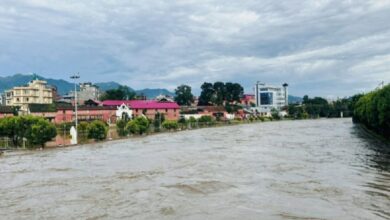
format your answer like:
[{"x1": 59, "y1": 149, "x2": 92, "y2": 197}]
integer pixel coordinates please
[
  {"x1": 0, "y1": 74, "x2": 174, "y2": 99},
  {"x1": 95, "y1": 81, "x2": 126, "y2": 91},
  {"x1": 288, "y1": 95, "x2": 303, "y2": 104}
]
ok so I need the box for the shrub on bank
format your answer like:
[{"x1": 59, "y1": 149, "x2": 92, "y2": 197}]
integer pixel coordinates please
[
  {"x1": 198, "y1": 115, "x2": 214, "y2": 123},
  {"x1": 162, "y1": 120, "x2": 179, "y2": 130},
  {"x1": 87, "y1": 120, "x2": 108, "y2": 141},
  {"x1": 126, "y1": 116, "x2": 150, "y2": 135},
  {"x1": 116, "y1": 119, "x2": 128, "y2": 137},
  {"x1": 126, "y1": 120, "x2": 140, "y2": 135},
  {"x1": 153, "y1": 112, "x2": 165, "y2": 132},
  {"x1": 353, "y1": 84, "x2": 390, "y2": 138},
  {"x1": 0, "y1": 116, "x2": 57, "y2": 148}
]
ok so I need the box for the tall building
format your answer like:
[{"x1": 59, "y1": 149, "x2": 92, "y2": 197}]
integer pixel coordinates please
[
  {"x1": 78, "y1": 82, "x2": 101, "y2": 101},
  {"x1": 254, "y1": 82, "x2": 288, "y2": 112},
  {"x1": 64, "y1": 82, "x2": 101, "y2": 104},
  {"x1": 5, "y1": 79, "x2": 53, "y2": 111}
]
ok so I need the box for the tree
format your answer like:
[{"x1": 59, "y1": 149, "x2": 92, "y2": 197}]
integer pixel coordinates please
[
  {"x1": 29, "y1": 118, "x2": 57, "y2": 148},
  {"x1": 116, "y1": 119, "x2": 128, "y2": 137},
  {"x1": 100, "y1": 86, "x2": 136, "y2": 101},
  {"x1": 212, "y1": 82, "x2": 226, "y2": 105},
  {"x1": 153, "y1": 112, "x2": 165, "y2": 132},
  {"x1": 353, "y1": 84, "x2": 390, "y2": 138},
  {"x1": 198, "y1": 82, "x2": 244, "y2": 106},
  {"x1": 225, "y1": 82, "x2": 244, "y2": 103},
  {"x1": 78, "y1": 121, "x2": 89, "y2": 142},
  {"x1": 87, "y1": 120, "x2": 108, "y2": 141},
  {"x1": 198, "y1": 82, "x2": 214, "y2": 106},
  {"x1": 303, "y1": 95, "x2": 309, "y2": 104},
  {"x1": 174, "y1": 85, "x2": 194, "y2": 106}
]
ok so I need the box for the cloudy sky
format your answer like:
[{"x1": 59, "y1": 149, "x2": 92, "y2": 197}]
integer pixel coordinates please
[{"x1": 0, "y1": 0, "x2": 389, "y2": 97}]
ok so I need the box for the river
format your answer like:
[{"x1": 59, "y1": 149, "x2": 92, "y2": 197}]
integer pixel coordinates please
[{"x1": 0, "y1": 119, "x2": 389, "y2": 219}]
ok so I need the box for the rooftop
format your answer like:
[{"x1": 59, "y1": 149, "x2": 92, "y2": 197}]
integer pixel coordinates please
[{"x1": 102, "y1": 100, "x2": 180, "y2": 109}]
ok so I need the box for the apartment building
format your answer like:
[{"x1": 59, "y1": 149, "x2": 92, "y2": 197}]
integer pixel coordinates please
[
  {"x1": 254, "y1": 82, "x2": 288, "y2": 112},
  {"x1": 5, "y1": 79, "x2": 53, "y2": 111}
]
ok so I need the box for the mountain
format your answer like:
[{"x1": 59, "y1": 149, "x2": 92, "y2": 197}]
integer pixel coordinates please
[
  {"x1": 0, "y1": 74, "x2": 174, "y2": 99},
  {"x1": 95, "y1": 81, "x2": 126, "y2": 91},
  {"x1": 288, "y1": 95, "x2": 303, "y2": 104}
]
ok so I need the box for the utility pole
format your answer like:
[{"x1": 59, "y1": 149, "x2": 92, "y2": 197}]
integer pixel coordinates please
[{"x1": 70, "y1": 73, "x2": 80, "y2": 144}]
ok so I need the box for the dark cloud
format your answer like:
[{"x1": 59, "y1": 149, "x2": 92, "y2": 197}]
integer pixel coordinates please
[{"x1": 0, "y1": 0, "x2": 389, "y2": 97}]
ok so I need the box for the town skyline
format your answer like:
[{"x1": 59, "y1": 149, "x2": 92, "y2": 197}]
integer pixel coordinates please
[
  {"x1": 0, "y1": 73, "x2": 352, "y2": 100},
  {"x1": 1, "y1": 1, "x2": 390, "y2": 97}
]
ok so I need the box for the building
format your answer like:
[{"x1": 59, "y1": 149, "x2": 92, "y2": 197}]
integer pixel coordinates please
[
  {"x1": 0, "y1": 106, "x2": 14, "y2": 118},
  {"x1": 78, "y1": 82, "x2": 101, "y2": 103},
  {"x1": 102, "y1": 100, "x2": 180, "y2": 121},
  {"x1": 27, "y1": 103, "x2": 118, "y2": 124},
  {"x1": 254, "y1": 82, "x2": 288, "y2": 112},
  {"x1": 61, "y1": 82, "x2": 101, "y2": 105},
  {"x1": 5, "y1": 79, "x2": 53, "y2": 111},
  {"x1": 0, "y1": 93, "x2": 5, "y2": 106},
  {"x1": 180, "y1": 106, "x2": 234, "y2": 120},
  {"x1": 240, "y1": 94, "x2": 255, "y2": 106}
]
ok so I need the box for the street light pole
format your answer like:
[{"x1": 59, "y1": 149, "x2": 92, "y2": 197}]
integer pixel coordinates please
[{"x1": 70, "y1": 73, "x2": 80, "y2": 144}]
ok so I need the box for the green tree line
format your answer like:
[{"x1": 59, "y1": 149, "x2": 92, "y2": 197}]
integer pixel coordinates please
[
  {"x1": 0, "y1": 116, "x2": 57, "y2": 148},
  {"x1": 353, "y1": 84, "x2": 390, "y2": 138},
  {"x1": 288, "y1": 95, "x2": 363, "y2": 119}
]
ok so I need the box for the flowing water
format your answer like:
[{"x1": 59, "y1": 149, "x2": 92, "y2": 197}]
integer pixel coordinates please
[{"x1": 1, "y1": 119, "x2": 389, "y2": 220}]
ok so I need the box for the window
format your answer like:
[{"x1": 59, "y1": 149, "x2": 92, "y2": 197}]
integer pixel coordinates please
[
  {"x1": 260, "y1": 92, "x2": 273, "y2": 105},
  {"x1": 165, "y1": 109, "x2": 168, "y2": 112}
]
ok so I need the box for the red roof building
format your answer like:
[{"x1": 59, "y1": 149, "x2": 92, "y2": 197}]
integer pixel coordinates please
[
  {"x1": 102, "y1": 100, "x2": 180, "y2": 120},
  {"x1": 240, "y1": 94, "x2": 255, "y2": 106}
]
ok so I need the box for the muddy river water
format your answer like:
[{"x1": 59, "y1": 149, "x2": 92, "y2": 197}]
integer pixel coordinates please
[{"x1": 1, "y1": 119, "x2": 389, "y2": 219}]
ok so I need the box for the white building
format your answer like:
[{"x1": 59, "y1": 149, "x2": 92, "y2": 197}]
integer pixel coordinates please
[{"x1": 254, "y1": 82, "x2": 288, "y2": 113}]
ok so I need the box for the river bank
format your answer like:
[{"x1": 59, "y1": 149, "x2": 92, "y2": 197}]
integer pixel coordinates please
[{"x1": 0, "y1": 118, "x2": 273, "y2": 155}]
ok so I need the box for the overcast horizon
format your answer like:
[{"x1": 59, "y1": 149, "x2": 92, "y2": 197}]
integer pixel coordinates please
[{"x1": 1, "y1": 0, "x2": 390, "y2": 98}]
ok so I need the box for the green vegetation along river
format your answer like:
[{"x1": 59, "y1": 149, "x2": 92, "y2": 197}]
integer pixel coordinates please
[{"x1": 0, "y1": 118, "x2": 389, "y2": 219}]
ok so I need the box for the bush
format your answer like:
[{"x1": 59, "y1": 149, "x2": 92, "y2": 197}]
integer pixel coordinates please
[
  {"x1": 271, "y1": 108, "x2": 281, "y2": 120},
  {"x1": 116, "y1": 119, "x2": 128, "y2": 137},
  {"x1": 28, "y1": 118, "x2": 57, "y2": 148},
  {"x1": 0, "y1": 116, "x2": 56, "y2": 148},
  {"x1": 198, "y1": 115, "x2": 213, "y2": 123},
  {"x1": 78, "y1": 121, "x2": 89, "y2": 142},
  {"x1": 153, "y1": 112, "x2": 165, "y2": 132},
  {"x1": 87, "y1": 120, "x2": 108, "y2": 141},
  {"x1": 126, "y1": 120, "x2": 140, "y2": 135},
  {"x1": 178, "y1": 117, "x2": 186, "y2": 124},
  {"x1": 198, "y1": 115, "x2": 215, "y2": 126},
  {"x1": 126, "y1": 116, "x2": 150, "y2": 135},
  {"x1": 162, "y1": 120, "x2": 179, "y2": 130}
]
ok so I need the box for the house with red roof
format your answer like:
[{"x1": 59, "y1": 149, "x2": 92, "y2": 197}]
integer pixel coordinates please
[
  {"x1": 101, "y1": 100, "x2": 180, "y2": 121},
  {"x1": 240, "y1": 94, "x2": 255, "y2": 106}
]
